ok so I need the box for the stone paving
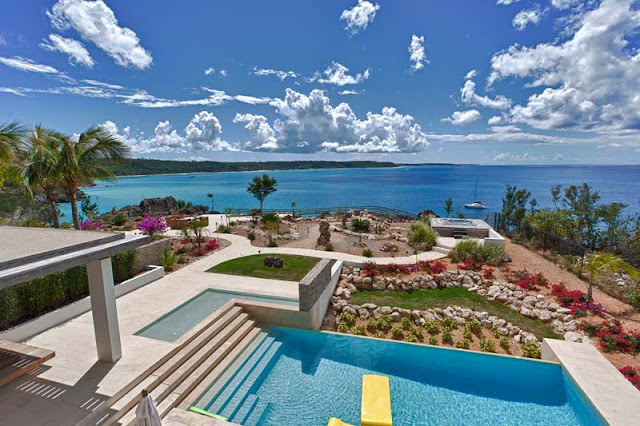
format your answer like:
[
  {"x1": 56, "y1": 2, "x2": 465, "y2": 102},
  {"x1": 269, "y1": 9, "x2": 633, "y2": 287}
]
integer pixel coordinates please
[{"x1": 0, "y1": 215, "x2": 447, "y2": 426}]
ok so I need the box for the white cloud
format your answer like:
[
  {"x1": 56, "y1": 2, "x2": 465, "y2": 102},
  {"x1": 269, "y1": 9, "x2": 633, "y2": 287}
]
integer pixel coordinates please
[
  {"x1": 460, "y1": 70, "x2": 512, "y2": 109},
  {"x1": 513, "y1": 8, "x2": 543, "y2": 30},
  {"x1": 340, "y1": 0, "x2": 380, "y2": 35},
  {"x1": 204, "y1": 67, "x2": 215, "y2": 75},
  {"x1": 236, "y1": 88, "x2": 429, "y2": 153},
  {"x1": 0, "y1": 88, "x2": 26, "y2": 97},
  {"x1": 219, "y1": 70, "x2": 228, "y2": 77},
  {"x1": 311, "y1": 62, "x2": 370, "y2": 86},
  {"x1": 40, "y1": 34, "x2": 94, "y2": 67},
  {"x1": 408, "y1": 35, "x2": 428, "y2": 72},
  {"x1": 107, "y1": 112, "x2": 236, "y2": 154},
  {"x1": 489, "y1": 0, "x2": 640, "y2": 132},
  {"x1": 338, "y1": 90, "x2": 360, "y2": 95},
  {"x1": 81, "y1": 79, "x2": 124, "y2": 90},
  {"x1": 0, "y1": 34, "x2": 7, "y2": 46},
  {"x1": 497, "y1": 0, "x2": 522, "y2": 4},
  {"x1": 0, "y1": 56, "x2": 59, "y2": 74},
  {"x1": 253, "y1": 67, "x2": 299, "y2": 81},
  {"x1": 442, "y1": 110, "x2": 481, "y2": 126},
  {"x1": 488, "y1": 116, "x2": 504, "y2": 125},
  {"x1": 48, "y1": 0, "x2": 152, "y2": 69},
  {"x1": 428, "y1": 131, "x2": 576, "y2": 145},
  {"x1": 493, "y1": 152, "x2": 535, "y2": 162}
]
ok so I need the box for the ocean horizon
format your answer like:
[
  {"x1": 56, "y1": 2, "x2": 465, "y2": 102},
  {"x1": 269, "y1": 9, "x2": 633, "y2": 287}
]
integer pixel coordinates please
[{"x1": 63, "y1": 164, "x2": 640, "y2": 220}]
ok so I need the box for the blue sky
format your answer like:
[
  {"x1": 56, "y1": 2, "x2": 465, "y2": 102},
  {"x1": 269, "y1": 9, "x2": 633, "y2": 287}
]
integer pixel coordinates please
[{"x1": 1, "y1": 0, "x2": 640, "y2": 164}]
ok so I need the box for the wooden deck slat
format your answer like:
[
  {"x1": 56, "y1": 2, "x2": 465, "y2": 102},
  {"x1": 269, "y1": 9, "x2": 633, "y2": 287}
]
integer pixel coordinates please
[{"x1": 0, "y1": 340, "x2": 55, "y2": 386}]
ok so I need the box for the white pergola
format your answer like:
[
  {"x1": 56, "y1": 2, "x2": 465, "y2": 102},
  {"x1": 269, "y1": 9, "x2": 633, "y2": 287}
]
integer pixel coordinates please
[{"x1": 0, "y1": 227, "x2": 149, "y2": 362}]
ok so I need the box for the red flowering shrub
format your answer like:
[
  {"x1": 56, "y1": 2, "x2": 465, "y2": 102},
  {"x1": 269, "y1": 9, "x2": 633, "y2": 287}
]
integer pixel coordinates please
[
  {"x1": 551, "y1": 284, "x2": 605, "y2": 317},
  {"x1": 620, "y1": 366, "x2": 640, "y2": 390},
  {"x1": 581, "y1": 320, "x2": 640, "y2": 353},
  {"x1": 482, "y1": 268, "x2": 495, "y2": 279},
  {"x1": 360, "y1": 260, "x2": 447, "y2": 278},
  {"x1": 417, "y1": 260, "x2": 447, "y2": 274},
  {"x1": 193, "y1": 247, "x2": 206, "y2": 257},
  {"x1": 205, "y1": 239, "x2": 219, "y2": 251},
  {"x1": 361, "y1": 263, "x2": 381, "y2": 278},
  {"x1": 458, "y1": 258, "x2": 482, "y2": 271},
  {"x1": 505, "y1": 269, "x2": 549, "y2": 290}
]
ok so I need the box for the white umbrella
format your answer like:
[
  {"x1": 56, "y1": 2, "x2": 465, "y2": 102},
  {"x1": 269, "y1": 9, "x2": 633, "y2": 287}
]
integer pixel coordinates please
[{"x1": 135, "y1": 390, "x2": 162, "y2": 426}]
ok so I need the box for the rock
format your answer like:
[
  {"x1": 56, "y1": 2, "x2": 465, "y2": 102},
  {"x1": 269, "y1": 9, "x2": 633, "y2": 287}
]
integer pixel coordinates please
[
  {"x1": 317, "y1": 221, "x2": 331, "y2": 246},
  {"x1": 372, "y1": 308, "x2": 382, "y2": 319},
  {"x1": 358, "y1": 308, "x2": 370, "y2": 320},
  {"x1": 361, "y1": 303, "x2": 377, "y2": 310},
  {"x1": 564, "y1": 332, "x2": 582, "y2": 343},
  {"x1": 390, "y1": 312, "x2": 401, "y2": 322},
  {"x1": 381, "y1": 243, "x2": 399, "y2": 252},
  {"x1": 539, "y1": 310, "x2": 552, "y2": 322},
  {"x1": 498, "y1": 327, "x2": 509, "y2": 336},
  {"x1": 564, "y1": 320, "x2": 579, "y2": 331},
  {"x1": 414, "y1": 317, "x2": 425, "y2": 326},
  {"x1": 372, "y1": 278, "x2": 386, "y2": 291},
  {"x1": 380, "y1": 306, "x2": 393, "y2": 315},
  {"x1": 520, "y1": 307, "x2": 534, "y2": 318},
  {"x1": 343, "y1": 306, "x2": 357, "y2": 315},
  {"x1": 263, "y1": 256, "x2": 284, "y2": 268},
  {"x1": 557, "y1": 307, "x2": 572, "y2": 315}
]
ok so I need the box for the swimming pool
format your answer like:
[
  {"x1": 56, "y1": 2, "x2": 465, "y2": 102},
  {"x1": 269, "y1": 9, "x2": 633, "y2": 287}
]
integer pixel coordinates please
[
  {"x1": 134, "y1": 290, "x2": 298, "y2": 342},
  {"x1": 196, "y1": 327, "x2": 604, "y2": 425}
]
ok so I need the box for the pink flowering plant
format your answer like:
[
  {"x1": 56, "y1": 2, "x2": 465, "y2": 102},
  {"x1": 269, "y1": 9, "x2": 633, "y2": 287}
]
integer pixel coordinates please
[
  {"x1": 80, "y1": 219, "x2": 101, "y2": 230},
  {"x1": 137, "y1": 214, "x2": 168, "y2": 237}
]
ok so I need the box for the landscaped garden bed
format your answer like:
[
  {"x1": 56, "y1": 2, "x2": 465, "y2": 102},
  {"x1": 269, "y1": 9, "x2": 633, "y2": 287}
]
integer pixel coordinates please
[{"x1": 208, "y1": 254, "x2": 320, "y2": 282}]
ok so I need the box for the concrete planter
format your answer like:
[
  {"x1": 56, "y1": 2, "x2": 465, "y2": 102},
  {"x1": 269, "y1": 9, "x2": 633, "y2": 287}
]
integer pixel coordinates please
[{"x1": 0, "y1": 265, "x2": 164, "y2": 342}]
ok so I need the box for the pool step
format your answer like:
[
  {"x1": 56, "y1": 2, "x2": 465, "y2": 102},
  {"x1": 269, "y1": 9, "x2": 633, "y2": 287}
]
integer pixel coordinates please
[
  {"x1": 244, "y1": 401, "x2": 272, "y2": 426},
  {"x1": 206, "y1": 331, "x2": 278, "y2": 414},
  {"x1": 232, "y1": 394, "x2": 259, "y2": 424},
  {"x1": 76, "y1": 302, "x2": 264, "y2": 426}
]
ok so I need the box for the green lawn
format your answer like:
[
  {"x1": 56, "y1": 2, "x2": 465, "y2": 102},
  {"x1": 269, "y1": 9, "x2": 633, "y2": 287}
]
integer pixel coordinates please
[
  {"x1": 208, "y1": 254, "x2": 320, "y2": 282},
  {"x1": 350, "y1": 287, "x2": 560, "y2": 340}
]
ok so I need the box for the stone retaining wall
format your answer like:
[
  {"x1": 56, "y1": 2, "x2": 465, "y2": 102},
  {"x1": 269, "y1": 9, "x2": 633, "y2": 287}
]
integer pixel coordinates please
[
  {"x1": 132, "y1": 238, "x2": 171, "y2": 274},
  {"x1": 299, "y1": 258, "x2": 335, "y2": 311}
]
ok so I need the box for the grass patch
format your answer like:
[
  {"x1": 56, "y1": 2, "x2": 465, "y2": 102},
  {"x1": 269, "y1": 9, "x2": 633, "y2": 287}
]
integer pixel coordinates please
[
  {"x1": 350, "y1": 287, "x2": 560, "y2": 340},
  {"x1": 208, "y1": 254, "x2": 320, "y2": 282}
]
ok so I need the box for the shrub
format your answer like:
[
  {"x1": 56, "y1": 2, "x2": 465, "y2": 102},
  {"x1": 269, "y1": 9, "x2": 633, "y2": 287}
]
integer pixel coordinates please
[
  {"x1": 441, "y1": 317, "x2": 458, "y2": 331},
  {"x1": 620, "y1": 366, "x2": 640, "y2": 390},
  {"x1": 462, "y1": 327, "x2": 473, "y2": 341},
  {"x1": 268, "y1": 240, "x2": 278, "y2": 247},
  {"x1": 552, "y1": 283, "x2": 605, "y2": 316},
  {"x1": 377, "y1": 315, "x2": 393, "y2": 331},
  {"x1": 111, "y1": 215, "x2": 127, "y2": 226},
  {"x1": 406, "y1": 333, "x2": 418, "y2": 343},
  {"x1": 325, "y1": 243, "x2": 334, "y2": 252},
  {"x1": 391, "y1": 326, "x2": 405, "y2": 340},
  {"x1": 480, "y1": 338, "x2": 496, "y2": 353},
  {"x1": 418, "y1": 260, "x2": 447, "y2": 274},
  {"x1": 508, "y1": 269, "x2": 549, "y2": 291},
  {"x1": 475, "y1": 244, "x2": 506, "y2": 265},
  {"x1": 337, "y1": 321, "x2": 349, "y2": 333},
  {"x1": 428, "y1": 336, "x2": 438, "y2": 346},
  {"x1": 408, "y1": 222, "x2": 437, "y2": 251},
  {"x1": 483, "y1": 268, "x2": 495, "y2": 280},
  {"x1": 137, "y1": 214, "x2": 167, "y2": 236},
  {"x1": 400, "y1": 317, "x2": 413, "y2": 330},
  {"x1": 205, "y1": 239, "x2": 219, "y2": 251},
  {"x1": 624, "y1": 287, "x2": 640, "y2": 309},
  {"x1": 217, "y1": 224, "x2": 231, "y2": 233},
  {"x1": 500, "y1": 337, "x2": 510, "y2": 351},
  {"x1": 456, "y1": 338, "x2": 471, "y2": 349},
  {"x1": 459, "y1": 258, "x2": 483, "y2": 271},
  {"x1": 366, "y1": 318, "x2": 378, "y2": 332},
  {"x1": 467, "y1": 319, "x2": 482, "y2": 335},
  {"x1": 351, "y1": 218, "x2": 370, "y2": 233},
  {"x1": 425, "y1": 320, "x2": 440, "y2": 335},
  {"x1": 492, "y1": 329, "x2": 501, "y2": 339},
  {"x1": 161, "y1": 249, "x2": 178, "y2": 272},
  {"x1": 247, "y1": 231, "x2": 256, "y2": 241},
  {"x1": 351, "y1": 325, "x2": 366, "y2": 335},
  {"x1": 442, "y1": 330, "x2": 454, "y2": 345},
  {"x1": 362, "y1": 249, "x2": 373, "y2": 258},
  {"x1": 581, "y1": 319, "x2": 640, "y2": 353},
  {"x1": 337, "y1": 311, "x2": 356, "y2": 325},
  {"x1": 80, "y1": 218, "x2": 101, "y2": 230},
  {"x1": 521, "y1": 342, "x2": 542, "y2": 359},
  {"x1": 374, "y1": 331, "x2": 385, "y2": 339},
  {"x1": 450, "y1": 240, "x2": 480, "y2": 263}
]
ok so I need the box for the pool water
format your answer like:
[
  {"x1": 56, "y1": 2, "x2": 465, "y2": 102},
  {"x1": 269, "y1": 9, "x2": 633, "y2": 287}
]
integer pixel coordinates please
[
  {"x1": 199, "y1": 327, "x2": 604, "y2": 425},
  {"x1": 134, "y1": 290, "x2": 298, "y2": 342}
]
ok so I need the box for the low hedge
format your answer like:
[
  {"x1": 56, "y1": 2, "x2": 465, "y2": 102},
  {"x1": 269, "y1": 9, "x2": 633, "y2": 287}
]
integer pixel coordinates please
[{"x1": 0, "y1": 250, "x2": 136, "y2": 331}]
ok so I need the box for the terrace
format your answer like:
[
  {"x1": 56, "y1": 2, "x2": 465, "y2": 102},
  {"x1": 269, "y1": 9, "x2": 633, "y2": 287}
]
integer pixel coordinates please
[{"x1": 0, "y1": 217, "x2": 638, "y2": 425}]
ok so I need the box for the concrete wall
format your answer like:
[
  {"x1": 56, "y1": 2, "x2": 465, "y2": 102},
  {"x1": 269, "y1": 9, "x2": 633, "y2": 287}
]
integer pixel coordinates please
[
  {"x1": 132, "y1": 238, "x2": 170, "y2": 274},
  {"x1": 307, "y1": 260, "x2": 343, "y2": 330},
  {"x1": 0, "y1": 265, "x2": 164, "y2": 342},
  {"x1": 298, "y1": 258, "x2": 335, "y2": 311},
  {"x1": 484, "y1": 229, "x2": 506, "y2": 248}
]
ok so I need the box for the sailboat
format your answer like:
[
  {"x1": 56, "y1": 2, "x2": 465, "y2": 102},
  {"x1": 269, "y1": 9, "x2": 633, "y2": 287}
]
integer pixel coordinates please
[{"x1": 465, "y1": 178, "x2": 487, "y2": 209}]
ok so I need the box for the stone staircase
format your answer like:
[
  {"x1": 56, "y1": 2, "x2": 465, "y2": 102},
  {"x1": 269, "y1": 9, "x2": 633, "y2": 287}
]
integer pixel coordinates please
[
  {"x1": 434, "y1": 237, "x2": 456, "y2": 255},
  {"x1": 77, "y1": 303, "x2": 265, "y2": 426}
]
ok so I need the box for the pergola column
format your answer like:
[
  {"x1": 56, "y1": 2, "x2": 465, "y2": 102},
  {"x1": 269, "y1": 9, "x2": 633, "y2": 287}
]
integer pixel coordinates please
[{"x1": 87, "y1": 258, "x2": 122, "y2": 362}]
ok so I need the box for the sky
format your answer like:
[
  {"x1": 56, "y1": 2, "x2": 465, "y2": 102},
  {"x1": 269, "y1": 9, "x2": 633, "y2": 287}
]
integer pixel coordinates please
[{"x1": 1, "y1": 0, "x2": 640, "y2": 165}]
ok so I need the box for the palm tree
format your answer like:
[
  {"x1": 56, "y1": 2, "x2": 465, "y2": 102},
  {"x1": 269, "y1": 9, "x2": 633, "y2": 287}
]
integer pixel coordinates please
[
  {"x1": 22, "y1": 126, "x2": 64, "y2": 227},
  {"x1": 584, "y1": 253, "x2": 639, "y2": 302},
  {"x1": 60, "y1": 125, "x2": 129, "y2": 229},
  {"x1": 0, "y1": 121, "x2": 25, "y2": 184}
]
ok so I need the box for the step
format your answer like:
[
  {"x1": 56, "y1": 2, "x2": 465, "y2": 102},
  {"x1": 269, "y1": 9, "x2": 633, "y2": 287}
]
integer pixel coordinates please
[
  {"x1": 244, "y1": 401, "x2": 271, "y2": 426},
  {"x1": 229, "y1": 394, "x2": 259, "y2": 424},
  {"x1": 115, "y1": 320, "x2": 257, "y2": 425},
  {"x1": 206, "y1": 332, "x2": 277, "y2": 414},
  {"x1": 219, "y1": 339, "x2": 282, "y2": 420},
  {"x1": 433, "y1": 246, "x2": 450, "y2": 254},
  {"x1": 185, "y1": 328, "x2": 270, "y2": 411},
  {"x1": 78, "y1": 304, "x2": 240, "y2": 426}
]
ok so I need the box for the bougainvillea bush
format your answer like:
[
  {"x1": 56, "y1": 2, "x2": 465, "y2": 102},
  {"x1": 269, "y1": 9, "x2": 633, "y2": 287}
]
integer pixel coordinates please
[
  {"x1": 360, "y1": 260, "x2": 448, "y2": 278},
  {"x1": 620, "y1": 366, "x2": 640, "y2": 390},
  {"x1": 551, "y1": 284, "x2": 605, "y2": 317},
  {"x1": 205, "y1": 239, "x2": 219, "y2": 251},
  {"x1": 80, "y1": 219, "x2": 101, "y2": 230},
  {"x1": 458, "y1": 258, "x2": 483, "y2": 271},
  {"x1": 580, "y1": 319, "x2": 640, "y2": 353},
  {"x1": 506, "y1": 269, "x2": 549, "y2": 291},
  {"x1": 137, "y1": 214, "x2": 168, "y2": 236}
]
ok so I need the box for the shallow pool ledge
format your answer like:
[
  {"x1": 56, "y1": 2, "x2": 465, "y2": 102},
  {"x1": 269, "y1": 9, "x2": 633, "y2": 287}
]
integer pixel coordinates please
[{"x1": 542, "y1": 338, "x2": 640, "y2": 425}]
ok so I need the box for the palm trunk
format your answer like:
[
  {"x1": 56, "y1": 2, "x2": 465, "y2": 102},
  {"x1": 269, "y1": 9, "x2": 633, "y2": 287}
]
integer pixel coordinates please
[
  {"x1": 67, "y1": 186, "x2": 80, "y2": 229},
  {"x1": 45, "y1": 189, "x2": 60, "y2": 228}
]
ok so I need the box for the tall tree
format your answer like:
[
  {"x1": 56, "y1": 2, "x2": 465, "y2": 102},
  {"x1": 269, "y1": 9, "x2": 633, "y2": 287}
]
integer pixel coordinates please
[
  {"x1": 246, "y1": 173, "x2": 277, "y2": 213},
  {"x1": 584, "y1": 253, "x2": 638, "y2": 302},
  {"x1": 501, "y1": 185, "x2": 531, "y2": 231},
  {"x1": 22, "y1": 126, "x2": 64, "y2": 227},
  {"x1": 60, "y1": 126, "x2": 129, "y2": 229},
  {"x1": 561, "y1": 183, "x2": 601, "y2": 249},
  {"x1": 444, "y1": 197, "x2": 453, "y2": 216}
]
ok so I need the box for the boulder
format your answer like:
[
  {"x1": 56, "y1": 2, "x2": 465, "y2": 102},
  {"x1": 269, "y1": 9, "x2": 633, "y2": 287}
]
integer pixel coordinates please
[{"x1": 264, "y1": 256, "x2": 284, "y2": 268}]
